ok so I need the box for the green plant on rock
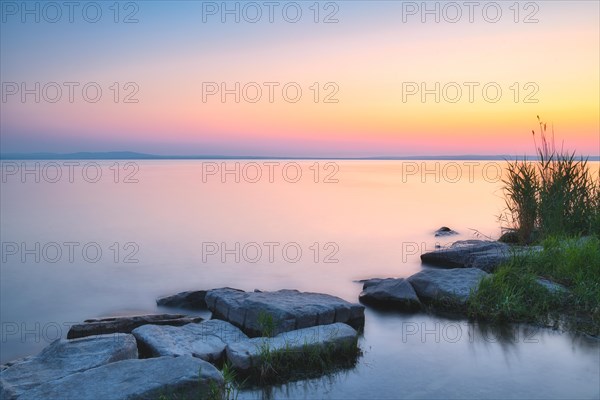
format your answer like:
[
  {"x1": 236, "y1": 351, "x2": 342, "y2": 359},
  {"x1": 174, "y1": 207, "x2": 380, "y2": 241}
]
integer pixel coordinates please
[
  {"x1": 257, "y1": 311, "x2": 276, "y2": 338},
  {"x1": 252, "y1": 323, "x2": 360, "y2": 385}
]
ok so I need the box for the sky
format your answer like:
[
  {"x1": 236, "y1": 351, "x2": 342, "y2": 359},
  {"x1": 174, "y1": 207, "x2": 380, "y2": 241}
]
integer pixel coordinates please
[{"x1": 1, "y1": 0, "x2": 599, "y2": 157}]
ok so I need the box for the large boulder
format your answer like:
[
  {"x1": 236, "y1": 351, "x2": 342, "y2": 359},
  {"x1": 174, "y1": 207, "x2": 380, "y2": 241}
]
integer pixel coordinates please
[
  {"x1": 67, "y1": 314, "x2": 202, "y2": 339},
  {"x1": 407, "y1": 268, "x2": 488, "y2": 306},
  {"x1": 17, "y1": 356, "x2": 223, "y2": 400},
  {"x1": 358, "y1": 278, "x2": 421, "y2": 311},
  {"x1": 133, "y1": 320, "x2": 247, "y2": 362},
  {"x1": 156, "y1": 290, "x2": 208, "y2": 309},
  {"x1": 421, "y1": 240, "x2": 541, "y2": 272},
  {"x1": 205, "y1": 288, "x2": 365, "y2": 337},
  {"x1": 226, "y1": 323, "x2": 359, "y2": 372},
  {"x1": 0, "y1": 334, "x2": 138, "y2": 398}
]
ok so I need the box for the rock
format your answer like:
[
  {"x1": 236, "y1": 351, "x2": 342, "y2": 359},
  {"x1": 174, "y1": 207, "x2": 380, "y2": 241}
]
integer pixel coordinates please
[
  {"x1": 156, "y1": 290, "x2": 208, "y2": 309},
  {"x1": 536, "y1": 278, "x2": 569, "y2": 295},
  {"x1": 0, "y1": 334, "x2": 137, "y2": 397},
  {"x1": 434, "y1": 226, "x2": 458, "y2": 237},
  {"x1": 421, "y1": 240, "x2": 541, "y2": 272},
  {"x1": 407, "y1": 268, "x2": 488, "y2": 306},
  {"x1": 67, "y1": 314, "x2": 202, "y2": 339},
  {"x1": 0, "y1": 357, "x2": 33, "y2": 373},
  {"x1": 0, "y1": 382, "x2": 17, "y2": 400},
  {"x1": 226, "y1": 323, "x2": 358, "y2": 372},
  {"x1": 17, "y1": 355, "x2": 223, "y2": 400},
  {"x1": 205, "y1": 288, "x2": 365, "y2": 337},
  {"x1": 354, "y1": 278, "x2": 385, "y2": 287},
  {"x1": 359, "y1": 278, "x2": 421, "y2": 311},
  {"x1": 421, "y1": 240, "x2": 509, "y2": 271},
  {"x1": 498, "y1": 230, "x2": 520, "y2": 244},
  {"x1": 132, "y1": 319, "x2": 248, "y2": 362}
]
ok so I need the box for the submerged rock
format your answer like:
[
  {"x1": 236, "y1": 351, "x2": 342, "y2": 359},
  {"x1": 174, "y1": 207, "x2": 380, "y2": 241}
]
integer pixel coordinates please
[
  {"x1": 0, "y1": 334, "x2": 138, "y2": 398},
  {"x1": 205, "y1": 288, "x2": 365, "y2": 337},
  {"x1": 434, "y1": 226, "x2": 458, "y2": 237},
  {"x1": 226, "y1": 323, "x2": 358, "y2": 372},
  {"x1": 359, "y1": 278, "x2": 421, "y2": 312},
  {"x1": 407, "y1": 268, "x2": 488, "y2": 306},
  {"x1": 156, "y1": 290, "x2": 208, "y2": 309},
  {"x1": 132, "y1": 319, "x2": 247, "y2": 362},
  {"x1": 67, "y1": 314, "x2": 202, "y2": 339},
  {"x1": 17, "y1": 356, "x2": 223, "y2": 400}
]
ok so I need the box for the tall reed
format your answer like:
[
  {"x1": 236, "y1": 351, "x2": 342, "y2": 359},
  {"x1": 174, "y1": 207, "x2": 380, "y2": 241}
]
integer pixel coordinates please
[{"x1": 502, "y1": 117, "x2": 599, "y2": 243}]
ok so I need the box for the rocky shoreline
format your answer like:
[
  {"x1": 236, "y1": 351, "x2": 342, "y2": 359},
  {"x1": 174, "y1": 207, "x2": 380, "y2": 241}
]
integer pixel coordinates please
[
  {"x1": 1, "y1": 289, "x2": 365, "y2": 399},
  {"x1": 359, "y1": 239, "x2": 567, "y2": 314},
  {"x1": 0, "y1": 238, "x2": 577, "y2": 399}
]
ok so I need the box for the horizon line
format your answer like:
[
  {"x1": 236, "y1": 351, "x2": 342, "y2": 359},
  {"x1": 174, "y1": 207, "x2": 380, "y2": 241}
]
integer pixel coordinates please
[{"x1": 1, "y1": 151, "x2": 599, "y2": 162}]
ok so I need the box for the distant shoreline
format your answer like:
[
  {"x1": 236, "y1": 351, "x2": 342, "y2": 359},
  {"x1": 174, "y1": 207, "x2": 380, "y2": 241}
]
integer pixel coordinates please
[{"x1": 2, "y1": 152, "x2": 599, "y2": 161}]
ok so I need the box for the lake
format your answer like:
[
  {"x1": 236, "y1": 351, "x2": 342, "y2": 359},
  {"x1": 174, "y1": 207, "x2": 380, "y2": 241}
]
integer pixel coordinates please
[{"x1": 1, "y1": 160, "x2": 598, "y2": 399}]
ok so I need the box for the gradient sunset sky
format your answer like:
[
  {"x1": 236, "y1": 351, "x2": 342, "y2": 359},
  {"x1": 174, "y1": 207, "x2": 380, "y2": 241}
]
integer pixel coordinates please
[{"x1": 1, "y1": 1, "x2": 598, "y2": 157}]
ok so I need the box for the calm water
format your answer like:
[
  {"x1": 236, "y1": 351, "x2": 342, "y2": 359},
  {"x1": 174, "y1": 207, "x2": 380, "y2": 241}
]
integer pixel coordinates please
[{"x1": 1, "y1": 160, "x2": 599, "y2": 399}]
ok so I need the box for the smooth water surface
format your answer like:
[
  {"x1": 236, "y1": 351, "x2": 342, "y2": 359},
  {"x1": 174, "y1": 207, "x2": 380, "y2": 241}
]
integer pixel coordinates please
[{"x1": 1, "y1": 160, "x2": 598, "y2": 399}]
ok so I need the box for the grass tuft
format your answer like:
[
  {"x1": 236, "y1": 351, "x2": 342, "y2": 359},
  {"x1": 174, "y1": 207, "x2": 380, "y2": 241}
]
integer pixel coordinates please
[{"x1": 501, "y1": 116, "x2": 599, "y2": 243}]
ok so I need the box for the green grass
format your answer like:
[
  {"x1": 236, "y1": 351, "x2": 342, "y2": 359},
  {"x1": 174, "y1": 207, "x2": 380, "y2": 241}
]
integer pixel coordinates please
[
  {"x1": 242, "y1": 313, "x2": 361, "y2": 385},
  {"x1": 468, "y1": 236, "x2": 600, "y2": 335},
  {"x1": 490, "y1": 117, "x2": 599, "y2": 334},
  {"x1": 250, "y1": 335, "x2": 360, "y2": 385},
  {"x1": 207, "y1": 363, "x2": 245, "y2": 400},
  {"x1": 501, "y1": 116, "x2": 599, "y2": 243},
  {"x1": 257, "y1": 311, "x2": 275, "y2": 338}
]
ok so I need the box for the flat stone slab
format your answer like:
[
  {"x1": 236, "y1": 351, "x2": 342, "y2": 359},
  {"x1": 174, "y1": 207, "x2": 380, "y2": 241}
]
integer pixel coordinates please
[
  {"x1": 421, "y1": 240, "x2": 541, "y2": 272},
  {"x1": 17, "y1": 356, "x2": 223, "y2": 400},
  {"x1": 133, "y1": 319, "x2": 248, "y2": 362},
  {"x1": 359, "y1": 278, "x2": 421, "y2": 311},
  {"x1": 226, "y1": 323, "x2": 358, "y2": 372},
  {"x1": 0, "y1": 334, "x2": 138, "y2": 398},
  {"x1": 407, "y1": 268, "x2": 488, "y2": 305},
  {"x1": 205, "y1": 288, "x2": 365, "y2": 337},
  {"x1": 157, "y1": 290, "x2": 208, "y2": 309},
  {"x1": 67, "y1": 314, "x2": 202, "y2": 339}
]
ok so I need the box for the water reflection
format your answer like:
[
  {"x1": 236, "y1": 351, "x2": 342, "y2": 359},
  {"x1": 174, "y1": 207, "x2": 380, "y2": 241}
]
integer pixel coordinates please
[{"x1": 240, "y1": 310, "x2": 599, "y2": 399}]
